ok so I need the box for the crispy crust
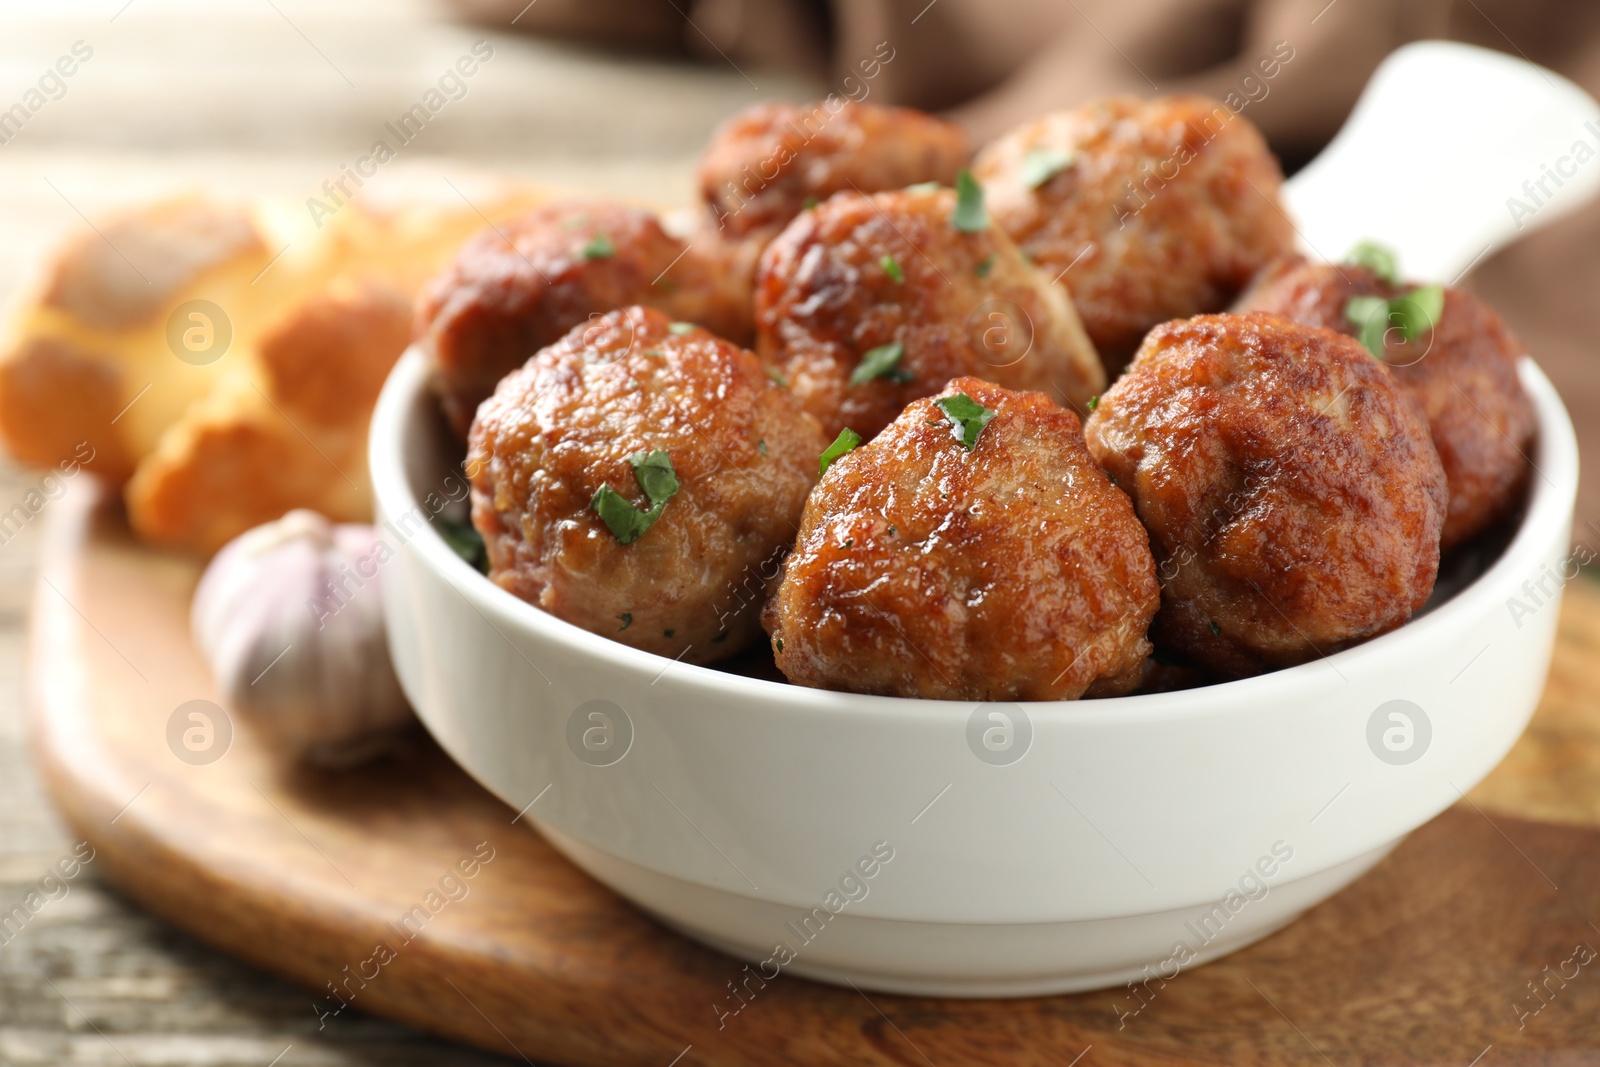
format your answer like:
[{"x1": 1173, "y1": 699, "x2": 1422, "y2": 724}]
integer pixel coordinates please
[
  {"x1": 125, "y1": 278, "x2": 413, "y2": 554},
  {"x1": 1085, "y1": 313, "x2": 1447, "y2": 679},
  {"x1": 767, "y1": 376, "x2": 1158, "y2": 700},
  {"x1": 468, "y1": 306, "x2": 826, "y2": 662},
  {"x1": 1234, "y1": 257, "x2": 1535, "y2": 549},
  {"x1": 698, "y1": 99, "x2": 969, "y2": 240},
  {"x1": 755, "y1": 187, "x2": 1103, "y2": 441},
  {"x1": 974, "y1": 96, "x2": 1297, "y2": 374},
  {"x1": 417, "y1": 200, "x2": 755, "y2": 437}
]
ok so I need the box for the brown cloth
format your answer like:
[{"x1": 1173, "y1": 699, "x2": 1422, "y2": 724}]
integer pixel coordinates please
[{"x1": 453, "y1": 0, "x2": 1600, "y2": 540}]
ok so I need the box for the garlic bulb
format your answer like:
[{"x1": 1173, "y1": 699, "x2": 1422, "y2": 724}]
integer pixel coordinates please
[{"x1": 192, "y1": 509, "x2": 413, "y2": 766}]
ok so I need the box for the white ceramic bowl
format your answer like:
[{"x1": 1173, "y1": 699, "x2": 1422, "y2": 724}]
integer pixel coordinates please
[{"x1": 372, "y1": 343, "x2": 1576, "y2": 997}]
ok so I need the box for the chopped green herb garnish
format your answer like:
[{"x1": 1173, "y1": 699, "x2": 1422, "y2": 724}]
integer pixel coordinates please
[
  {"x1": 881, "y1": 254, "x2": 905, "y2": 283},
  {"x1": 803, "y1": 196, "x2": 819, "y2": 210},
  {"x1": 951, "y1": 170, "x2": 988, "y2": 232},
  {"x1": 1209, "y1": 620, "x2": 1221, "y2": 636},
  {"x1": 849, "y1": 341, "x2": 913, "y2": 386},
  {"x1": 1344, "y1": 285, "x2": 1444, "y2": 358},
  {"x1": 1020, "y1": 147, "x2": 1075, "y2": 189},
  {"x1": 643, "y1": 347, "x2": 665, "y2": 358},
  {"x1": 842, "y1": 538, "x2": 853, "y2": 548},
  {"x1": 887, "y1": 524, "x2": 896, "y2": 535},
  {"x1": 1345, "y1": 240, "x2": 1400, "y2": 285},
  {"x1": 766, "y1": 365, "x2": 790, "y2": 388},
  {"x1": 775, "y1": 637, "x2": 784, "y2": 652},
  {"x1": 629, "y1": 449, "x2": 679, "y2": 505},
  {"x1": 756, "y1": 439, "x2": 768, "y2": 455},
  {"x1": 974, "y1": 254, "x2": 995, "y2": 278},
  {"x1": 581, "y1": 234, "x2": 615, "y2": 260},
  {"x1": 934, "y1": 392, "x2": 997, "y2": 451},
  {"x1": 906, "y1": 181, "x2": 941, "y2": 194},
  {"x1": 664, "y1": 629, "x2": 675, "y2": 638},
  {"x1": 618, "y1": 613, "x2": 632, "y2": 630},
  {"x1": 435, "y1": 514, "x2": 488, "y2": 573},
  {"x1": 1086, "y1": 395, "x2": 1099, "y2": 412},
  {"x1": 819, "y1": 427, "x2": 863, "y2": 477},
  {"x1": 668, "y1": 321, "x2": 696, "y2": 336},
  {"x1": 590, "y1": 450, "x2": 680, "y2": 544}
]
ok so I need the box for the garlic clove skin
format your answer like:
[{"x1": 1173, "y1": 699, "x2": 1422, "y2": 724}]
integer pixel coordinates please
[{"x1": 192, "y1": 509, "x2": 414, "y2": 767}]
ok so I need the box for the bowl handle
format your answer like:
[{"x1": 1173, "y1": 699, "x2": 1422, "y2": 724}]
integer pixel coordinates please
[{"x1": 1282, "y1": 40, "x2": 1600, "y2": 282}]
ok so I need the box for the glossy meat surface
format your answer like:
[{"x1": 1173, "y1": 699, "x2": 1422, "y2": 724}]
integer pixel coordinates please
[
  {"x1": 418, "y1": 200, "x2": 753, "y2": 435},
  {"x1": 1085, "y1": 313, "x2": 1447, "y2": 678},
  {"x1": 1234, "y1": 257, "x2": 1535, "y2": 549},
  {"x1": 755, "y1": 187, "x2": 1103, "y2": 440},
  {"x1": 699, "y1": 100, "x2": 969, "y2": 239},
  {"x1": 469, "y1": 307, "x2": 825, "y2": 661},
  {"x1": 975, "y1": 96, "x2": 1296, "y2": 373},
  {"x1": 767, "y1": 376, "x2": 1158, "y2": 700}
]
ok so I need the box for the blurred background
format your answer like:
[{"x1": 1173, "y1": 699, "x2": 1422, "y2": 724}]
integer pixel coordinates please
[{"x1": 0, "y1": 0, "x2": 1595, "y2": 1061}]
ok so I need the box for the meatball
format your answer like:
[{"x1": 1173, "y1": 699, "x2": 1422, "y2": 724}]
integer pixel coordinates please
[
  {"x1": 1234, "y1": 257, "x2": 1535, "y2": 549},
  {"x1": 973, "y1": 96, "x2": 1297, "y2": 374},
  {"x1": 766, "y1": 376, "x2": 1158, "y2": 701},
  {"x1": 1085, "y1": 313, "x2": 1447, "y2": 679},
  {"x1": 418, "y1": 200, "x2": 752, "y2": 435},
  {"x1": 468, "y1": 306, "x2": 825, "y2": 662},
  {"x1": 755, "y1": 186, "x2": 1104, "y2": 441},
  {"x1": 699, "y1": 100, "x2": 969, "y2": 240}
]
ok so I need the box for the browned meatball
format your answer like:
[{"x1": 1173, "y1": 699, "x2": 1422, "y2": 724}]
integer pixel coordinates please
[
  {"x1": 1234, "y1": 257, "x2": 1535, "y2": 549},
  {"x1": 974, "y1": 96, "x2": 1297, "y2": 374},
  {"x1": 699, "y1": 100, "x2": 969, "y2": 240},
  {"x1": 418, "y1": 200, "x2": 753, "y2": 435},
  {"x1": 1085, "y1": 313, "x2": 1447, "y2": 679},
  {"x1": 766, "y1": 376, "x2": 1158, "y2": 701},
  {"x1": 755, "y1": 186, "x2": 1104, "y2": 441},
  {"x1": 468, "y1": 307, "x2": 825, "y2": 662}
]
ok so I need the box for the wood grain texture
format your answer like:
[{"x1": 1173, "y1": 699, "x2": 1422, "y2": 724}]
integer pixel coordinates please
[{"x1": 26, "y1": 477, "x2": 1600, "y2": 1067}]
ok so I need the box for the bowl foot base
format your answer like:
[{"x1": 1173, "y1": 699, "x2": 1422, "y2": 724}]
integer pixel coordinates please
[{"x1": 538, "y1": 824, "x2": 1400, "y2": 998}]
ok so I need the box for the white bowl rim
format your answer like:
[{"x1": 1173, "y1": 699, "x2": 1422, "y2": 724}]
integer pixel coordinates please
[{"x1": 370, "y1": 346, "x2": 1578, "y2": 726}]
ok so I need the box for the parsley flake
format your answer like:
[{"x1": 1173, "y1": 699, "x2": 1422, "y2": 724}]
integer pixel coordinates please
[
  {"x1": 1345, "y1": 240, "x2": 1400, "y2": 285},
  {"x1": 1020, "y1": 147, "x2": 1075, "y2": 189},
  {"x1": 766, "y1": 365, "x2": 790, "y2": 388},
  {"x1": 590, "y1": 450, "x2": 680, "y2": 544},
  {"x1": 668, "y1": 321, "x2": 696, "y2": 336},
  {"x1": 756, "y1": 439, "x2": 768, "y2": 455},
  {"x1": 881, "y1": 254, "x2": 905, "y2": 283},
  {"x1": 581, "y1": 234, "x2": 615, "y2": 260},
  {"x1": 1209, "y1": 620, "x2": 1221, "y2": 636},
  {"x1": 618, "y1": 613, "x2": 633, "y2": 630},
  {"x1": 975, "y1": 254, "x2": 995, "y2": 278},
  {"x1": 775, "y1": 637, "x2": 784, "y2": 652},
  {"x1": 849, "y1": 341, "x2": 913, "y2": 386},
  {"x1": 935, "y1": 392, "x2": 997, "y2": 451},
  {"x1": 435, "y1": 514, "x2": 487, "y2": 573},
  {"x1": 1345, "y1": 286, "x2": 1444, "y2": 358},
  {"x1": 951, "y1": 170, "x2": 988, "y2": 232},
  {"x1": 1086, "y1": 394, "x2": 1100, "y2": 412},
  {"x1": 664, "y1": 628, "x2": 675, "y2": 638},
  {"x1": 819, "y1": 427, "x2": 863, "y2": 477},
  {"x1": 803, "y1": 196, "x2": 819, "y2": 210},
  {"x1": 906, "y1": 181, "x2": 941, "y2": 194}
]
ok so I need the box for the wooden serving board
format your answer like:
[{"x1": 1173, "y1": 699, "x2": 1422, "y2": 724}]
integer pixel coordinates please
[{"x1": 29, "y1": 479, "x2": 1600, "y2": 1066}]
